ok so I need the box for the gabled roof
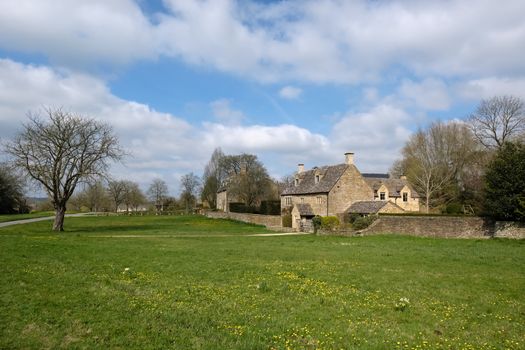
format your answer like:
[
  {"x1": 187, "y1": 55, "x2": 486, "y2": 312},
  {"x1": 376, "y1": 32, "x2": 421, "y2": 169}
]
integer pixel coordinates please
[
  {"x1": 346, "y1": 201, "x2": 389, "y2": 214},
  {"x1": 295, "y1": 203, "x2": 315, "y2": 216},
  {"x1": 365, "y1": 177, "x2": 420, "y2": 198},
  {"x1": 281, "y1": 163, "x2": 349, "y2": 195},
  {"x1": 362, "y1": 173, "x2": 389, "y2": 179}
]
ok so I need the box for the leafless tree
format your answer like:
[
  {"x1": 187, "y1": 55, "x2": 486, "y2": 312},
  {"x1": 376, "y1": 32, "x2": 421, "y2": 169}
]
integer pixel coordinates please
[
  {"x1": 467, "y1": 95, "x2": 525, "y2": 149},
  {"x1": 107, "y1": 180, "x2": 126, "y2": 212},
  {"x1": 400, "y1": 121, "x2": 480, "y2": 213},
  {"x1": 75, "y1": 180, "x2": 109, "y2": 212},
  {"x1": 201, "y1": 147, "x2": 225, "y2": 209},
  {"x1": 4, "y1": 108, "x2": 122, "y2": 231},
  {"x1": 122, "y1": 181, "x2": 145, "y2": 212},
  {"x1": 221, "y1": 154, "x2": 272, "y2": 207},
  {"x1": 180, "y1": 172, "x2": 201, "y2": 213},
  {"x1": 147, "y1": 178, "x2": 168, "y2": 213}
]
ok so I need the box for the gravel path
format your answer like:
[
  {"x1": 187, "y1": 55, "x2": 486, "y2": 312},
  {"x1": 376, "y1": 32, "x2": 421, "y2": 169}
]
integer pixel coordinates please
[{"x1": 0, "y1": 213, "x2": 93, "y2": 228}]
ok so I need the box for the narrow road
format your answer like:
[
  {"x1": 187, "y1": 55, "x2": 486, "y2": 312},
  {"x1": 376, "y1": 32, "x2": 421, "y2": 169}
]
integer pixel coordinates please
[{"x1": 0, "y1": 213, "x2": 92, "y2": 228}]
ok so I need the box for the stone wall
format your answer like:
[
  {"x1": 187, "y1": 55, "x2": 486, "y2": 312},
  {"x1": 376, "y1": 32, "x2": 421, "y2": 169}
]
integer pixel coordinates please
[
  {"x1": 328, "y1": 165, "x2": 373, "y2": 215},
  {"x1": 494, "y1": 221, "x2": 525, "y2": 239},
  {"x1": 205, "y1": 211, "x2": 282, "y2": 229},
  {"x1": 282, "y1": 193, "x2": 329, "y2": 218},
  {"x1": 360, "y1": 215, "x2": 494, "y2": 238}
]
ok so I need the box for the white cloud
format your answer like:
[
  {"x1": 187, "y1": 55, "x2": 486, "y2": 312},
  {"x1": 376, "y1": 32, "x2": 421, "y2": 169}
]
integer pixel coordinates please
[
  {"x1": 456, "y1": 77, "x2": 525, "y2": 101},
  {"x1": 279, "y1": 86, "x2": 302, "y2": 100},
  {"x1": 329, "y1": 104, "x2": 413, "y2": 172},
  {"x1": 0, "y1": 0, "x2": 156, "y2": 67},
  {"x1": 203, "y1": 123, "x2": 329, "y2": 155},
  {"x1": 2, "y1": 0, "x2": 524, "y2": 83},
  {"x1": 0, "y1": 59, "x2": 335, "y2": 191},
  {"x1": 398, "y1": 78, "x2": 451, "y2": 111},
  {"x1": 210, "y1": 99, "x2": 245, "y2": 125}
]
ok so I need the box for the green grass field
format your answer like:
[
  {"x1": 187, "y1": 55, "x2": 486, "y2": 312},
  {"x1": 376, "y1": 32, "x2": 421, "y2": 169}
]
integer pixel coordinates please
[{"x1": 0, "y1": 215, "x2": 523, "y2": 349}]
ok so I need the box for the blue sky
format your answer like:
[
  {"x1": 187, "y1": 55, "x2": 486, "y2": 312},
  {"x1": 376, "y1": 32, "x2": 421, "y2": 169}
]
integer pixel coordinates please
[{"x1": 1, "y1": 0, "x2": 524, "y2": 196}]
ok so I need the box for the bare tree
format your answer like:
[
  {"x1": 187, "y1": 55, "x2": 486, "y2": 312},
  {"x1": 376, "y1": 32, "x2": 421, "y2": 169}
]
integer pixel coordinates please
[
  {"x1": 147, "y1": 178, "x2": 168, "y2": 213},
  {"x1": 77, "y1": 180, "x2": 109, "y2": 212},
  {"x1": 122, "y1": 181, "x2": 145, "y2": 212},
  {"x1": 400, "y1": 121, "x2": 479, "y2": 213},
  {"x1": 180, "y1": 172, "x2": 201, "y2": 213},
  {"x1": 107, "y1": 180, "x2": 126, "y2": 212},
  {"x1": 467, "y1": 95, "x2": 525, "y2": 149},
  {"x1": 4, "y1": 108, "x2": 121, "y2": 231},
  {"x1": 221, "y1": 154, "x2": 272, "y2": 207},
  {"x1": 201, "y1": 147, "x2": 225, "y2": 209}
]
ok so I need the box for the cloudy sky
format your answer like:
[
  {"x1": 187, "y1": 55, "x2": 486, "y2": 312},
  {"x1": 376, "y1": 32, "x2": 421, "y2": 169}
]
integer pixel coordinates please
[{"x1": 1, "y1": 0, "x2": 524, "y2": 196}]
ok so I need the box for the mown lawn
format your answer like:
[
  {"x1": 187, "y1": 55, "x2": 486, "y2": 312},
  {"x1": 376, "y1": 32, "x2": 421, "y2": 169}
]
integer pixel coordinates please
[{"x1": 0, "y1": 215, "x2": 523, "y2": 349}]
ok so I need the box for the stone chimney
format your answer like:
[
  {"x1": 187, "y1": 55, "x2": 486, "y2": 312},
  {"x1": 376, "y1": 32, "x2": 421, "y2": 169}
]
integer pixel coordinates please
[
  {"x1": 297, "y1": 163, "x2": 305, "y2": 173},
  {"x1": 400, "y1": 175, "x2": 407, "y2": 180},
  {"x1": 345, "y1": 152, "x2": 354, "y2": 165}
]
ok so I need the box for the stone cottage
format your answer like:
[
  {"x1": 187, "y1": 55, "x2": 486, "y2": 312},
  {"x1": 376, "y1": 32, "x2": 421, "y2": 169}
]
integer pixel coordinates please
[{"x1": 281, "y1": 153, "x2": 420, "y2": 230}]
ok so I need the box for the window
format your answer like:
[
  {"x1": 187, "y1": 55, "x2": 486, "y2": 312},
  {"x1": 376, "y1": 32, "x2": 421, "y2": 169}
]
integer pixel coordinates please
[
  {"x1": 285, "y1": 197, "x2": 292, "y2": 206},
  {"x1": 402, "y1": 192, "x2": 408, "y2": 202},
  {"x1": 301, "y1": 197, "x2": 304, "y2": 204},
  {"x1": 380, "y1": 192, "x2": 386, "y2": 200},
  {"x1": 295, "y1": 178, "x2": 299, "y2": 186},
  {"x1": 317, "y1": 196, "x2": 322, "y2": 204},
  {"x1": 315, "y1": 174, "x2": 320, "y2": 184}
]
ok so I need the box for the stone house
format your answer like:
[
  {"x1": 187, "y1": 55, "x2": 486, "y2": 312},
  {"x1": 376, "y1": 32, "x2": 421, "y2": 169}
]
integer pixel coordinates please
[{"x1": 281, "y1": 153, "x2": 420, "y2": 230}]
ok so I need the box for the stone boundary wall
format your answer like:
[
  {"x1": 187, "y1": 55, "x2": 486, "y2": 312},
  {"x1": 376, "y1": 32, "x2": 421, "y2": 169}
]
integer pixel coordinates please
[
  {"x1": 494, "y1": 221, "x2": 525, "y2": 239},
  {"x1": 359, "y1": 215, "x2": 525, "y2": 239},
  {"x1": 360, "y1": 215, "x2": 494, "y2": 238},
  {"x1": 205, "y1": 211, "x2": 282, "y2": 229}
]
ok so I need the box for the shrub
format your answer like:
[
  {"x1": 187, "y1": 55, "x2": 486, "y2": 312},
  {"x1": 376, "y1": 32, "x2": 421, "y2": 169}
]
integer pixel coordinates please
[
  {"x1": 282, "y1": 214, "x2": 292, "y2": 228},
  {"x1": 320, "y1": 216, "x2": 340, "y2": 231},
  {"x1": 347, "y1": 213, "x2": 361, "y2": 224},
  {"x1": 260, "y1": 200, "x2": 281, "y2": 215},
  {"x1": 312, "y1": 216, "x2": 322, "y2": 233},
  {"x1": 443, "y1": 202, "x2": 463, "y2": 214},
  {"x1": 352, "y1": 215, "x2": 377, "y2": 230},
  {"x1": 229, "y1": 202, "x2": 257, "y2": 214}
]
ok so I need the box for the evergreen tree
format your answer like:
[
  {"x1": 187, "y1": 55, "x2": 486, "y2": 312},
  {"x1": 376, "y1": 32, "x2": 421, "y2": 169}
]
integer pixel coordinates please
[{"x1": 484, "y1": 142, "x2": 525, "y2": 221}]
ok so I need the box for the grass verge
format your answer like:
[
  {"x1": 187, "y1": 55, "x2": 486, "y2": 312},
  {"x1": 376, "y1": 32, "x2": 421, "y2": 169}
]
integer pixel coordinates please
[{"x1": 0, "y1": 215, "x2": 523, "y2": 349}]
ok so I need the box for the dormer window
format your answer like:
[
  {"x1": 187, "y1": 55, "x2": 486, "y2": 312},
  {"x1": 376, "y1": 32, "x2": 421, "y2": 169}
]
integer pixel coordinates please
[
  {"x1": 403, "y1": 192, "x2": 408, "y2": 202},
  {"x1": 315, "y1": 174, "x2": 320, "y2": 184},
  {"x1": 380, "y1": 192, "x2": 386, "y2": 200},
  {"x1": 295, "y1": 178, "x2": 299, "y2": 186}
]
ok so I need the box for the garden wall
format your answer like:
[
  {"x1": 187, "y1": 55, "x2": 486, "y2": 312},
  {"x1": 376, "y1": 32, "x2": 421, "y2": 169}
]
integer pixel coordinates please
[
  {"x1": 494, "y1": 221, "x2": 525, "y2": 239},
  {"x1": 205, "y1": 211, "x2": 282, "y2": 229},
  {"x1": 360, "y1": 215, "x2": 525, "y2": 239},
  {"x1": 360, "y1": 215, "x2": 494, "y2": 238}
]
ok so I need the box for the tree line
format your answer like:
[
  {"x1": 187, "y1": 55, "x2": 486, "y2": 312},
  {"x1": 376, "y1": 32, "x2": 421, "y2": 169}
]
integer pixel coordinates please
[
  {"x1": 394, "y1": 95, "x2": 525, "y2": 220},
  {"x1": 1, "y1": 96, "x2": 524, "y2": 230}
]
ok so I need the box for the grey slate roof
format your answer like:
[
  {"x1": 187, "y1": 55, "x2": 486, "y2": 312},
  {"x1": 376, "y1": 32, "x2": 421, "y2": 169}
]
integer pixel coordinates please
[
  {"x1": 295, "y1": 203, "x2": 315, "y2": 216},
  {"x1": 362, "y1": 173, "x2": 389, "y2": 179},
  {"x1": 364, "y1": 177, "x2": 420, "y2": 198},
  {"x1": 281, "y1": 163, "x2": 349, "y2": 195},
  {"x1": 346, "y1": 201, "x2": 389, "y2": 214}
]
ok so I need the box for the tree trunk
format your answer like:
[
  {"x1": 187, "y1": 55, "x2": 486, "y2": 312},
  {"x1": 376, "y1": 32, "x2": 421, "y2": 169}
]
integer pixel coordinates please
[{"x1": 53, "y1": 205, "x2": 66, "y2": 231}]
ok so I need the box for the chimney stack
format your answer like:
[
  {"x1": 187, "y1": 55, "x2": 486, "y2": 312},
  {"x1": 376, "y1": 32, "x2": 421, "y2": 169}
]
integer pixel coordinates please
[
  {"x1": 400, "y1": 175, "x2": 407, "y2": 180},
  {"x1": 298, "y1": 163, "x2": 305, "y2": 173},
  {"x1": 345, "y1": 152, "x2": 354, "y2": 165}
]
